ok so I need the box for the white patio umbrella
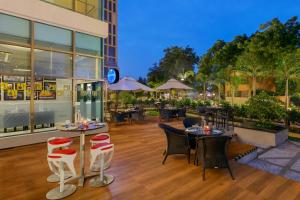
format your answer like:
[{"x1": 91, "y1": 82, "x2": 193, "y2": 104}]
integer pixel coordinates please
[
  {"x1": 156, "y1": 78, "x2": 192, "y2": 90},
  {"x1": 108, "y1": 77, "x2": 154, "y2": 92},
  {"x1": 108, "y1": 77, "x2": 154, "y2": 110}
]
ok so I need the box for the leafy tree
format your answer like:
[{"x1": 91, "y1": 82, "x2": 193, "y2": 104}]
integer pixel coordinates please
[
  {"x1": 147, "y1": 46, "x2": 199, "y2": 84},
  {"x1": 275, "y1": 49, "x2": 300, "y2": 109},
  {"x1": 137, "y1": 77, "x2": 147, "y2": 85}
]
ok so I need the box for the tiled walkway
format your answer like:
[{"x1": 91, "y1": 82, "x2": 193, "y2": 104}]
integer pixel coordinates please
[{"x1": 247, "y1": 141, "x2": 300, "y2": 182}]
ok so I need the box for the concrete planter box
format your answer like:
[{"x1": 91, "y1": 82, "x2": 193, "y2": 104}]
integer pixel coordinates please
[{"x1": 235, "y1": 126, "x2": 288, "y2": 148}]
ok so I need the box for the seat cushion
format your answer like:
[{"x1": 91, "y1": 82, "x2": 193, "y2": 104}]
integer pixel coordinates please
[
  {"x1": 52, "y1": 149, "x2": 76, "y2": 155},
  {"x1": 91, "y1": 142, "x2": 113, "y2": 150},
  {"x1": 91, "y1": 134, "x2": 109, "y2": 141},
  {"x1": 48, "y1": 155, "x2": 61, "y2": 159},
  {"x1": 48, "y1": 138, "x2": 72, "y2": 145}
]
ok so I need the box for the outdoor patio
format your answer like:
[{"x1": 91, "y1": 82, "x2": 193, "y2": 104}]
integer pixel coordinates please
[{"x1": 1, "y1": 119, "x2": 300, "y2": 200}]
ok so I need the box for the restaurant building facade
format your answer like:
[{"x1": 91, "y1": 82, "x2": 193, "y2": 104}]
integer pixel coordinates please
[{"x1": 0, "y1": 0, "x2": 108, "y2": 148}]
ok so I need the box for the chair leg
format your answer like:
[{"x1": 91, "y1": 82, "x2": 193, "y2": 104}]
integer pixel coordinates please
[
  {"x1": 162, "y1": 154, "x2": 168, "y2": 164},
  {"x1": 227, "y1": 162, "x2": 235, "y2": 180},
  {"x1": 187, "y1": 150, "x2": 191, "y2": 164},
  {"x1": 202, "y1": 167, "x2": 206, "y2": 181},
  {"x1": 163, "y1": 150, "x2": 166, "y2": 155}
]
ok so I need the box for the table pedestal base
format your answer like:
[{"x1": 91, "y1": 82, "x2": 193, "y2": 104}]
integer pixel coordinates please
[
  {"x1": 46, "y1": 184, "x2": 76, "y2": 200},
  {"x1": 89, "y1": 174, "x2": 114, "y2": 187},
  {"x1": 47, "y1": 171, "x2": 73, "y2": 183}
]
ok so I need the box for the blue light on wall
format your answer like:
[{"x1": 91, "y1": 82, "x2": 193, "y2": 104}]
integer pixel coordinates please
[{"x1": 107, "y1": 68, "x2": 119, "y2": 84}]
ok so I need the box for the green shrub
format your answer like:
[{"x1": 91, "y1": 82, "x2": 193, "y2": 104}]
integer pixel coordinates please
[
  {"x1": 288, "y1": 109, "x2": 300, "y2": 123},
  {"x1": 145, "y1": 110, "x2": 159, "y2": 116},
  {"x1": 233, "y1": 104, "x2": 247, "y2": 118},
  {"x1": 290, "y1": 94, "x2": 300, "y2": 107},
  {"x1": 246, "y1": 92, "x2": 286, "y2": 128}
]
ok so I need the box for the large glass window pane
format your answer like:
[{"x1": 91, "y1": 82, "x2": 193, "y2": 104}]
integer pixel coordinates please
[
  {"x1": 76, "y1": 32, "x2": 103, "y2": 56},
  {"x1": 34, "y1": 78, "x2": 72, "y2": 132},
  {"x1": 34, "y1": 50, "x2": 72, "y2": 78},
  {"x1": 35, "y1": 23, "x2": 72, "y2": 51},
  {"x1": 0, "y1": 13, "x2": 30, "y2": 44},
  {"x1": 74, "y1": 55, "x2": 100, "y2": 80},
  {"x1": 0, "y1": 44, "x2": 31, "y2": 76},
  {"x1": 42, "y1": 0, "x2": 73, "y2": 10},
  {"x1": 0, "y1": 75, "x2": 30, "y2": 137}
]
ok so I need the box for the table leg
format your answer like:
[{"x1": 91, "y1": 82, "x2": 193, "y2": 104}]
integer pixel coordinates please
[{"x1": 78, "y1": 131, "x2": 85, "y2": 187}]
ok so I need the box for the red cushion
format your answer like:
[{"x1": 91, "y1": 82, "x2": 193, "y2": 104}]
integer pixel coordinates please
[
  {"x1": 49, "y1": 138, "x2": 72, "y2": 145},
  {"x1": 48, "y1": 155, "x2": 61, "y2": 159},
  {"x1": 91, "y1": 135, "x2": 109, "y2": 141},
  {"x1": 91, "y1": 143, "x2": 113, "y2": 150},
  {"x1": 52, "y1": 149, "x2": 76, "y2": 155}
]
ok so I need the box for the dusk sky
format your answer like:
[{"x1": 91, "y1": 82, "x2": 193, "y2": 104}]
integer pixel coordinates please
[{"x1": 118, "y1": 0, "x2": 300, "y2": 79}]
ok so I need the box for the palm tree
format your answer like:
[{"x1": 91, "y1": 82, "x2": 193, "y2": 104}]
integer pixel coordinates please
[
  {"x1": 196, "y1": 72, "x2": 208, "y2": 100},
  {"x1": 209, "y1": 69, "x2": 226, "y2": 105},
  {"x1": 223, "y1": 66, "x2": 242, "y2": 104},
  {"x1": 236, "y1": 51, "x2": 267, "y2": 96},
  {"x1": 275, "y1": 49, "x2": 300, "y2": 110},
  {"x1": 177, "y1": 70, "x2": 194, "y2": 83}
]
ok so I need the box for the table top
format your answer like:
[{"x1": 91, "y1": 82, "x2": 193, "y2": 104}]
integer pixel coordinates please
[
  {"x1": 185, "y1": 127, "x2": 224, "y2": 136},
  {"x1": 58, "y1": 122, "x2": 106, "y2": 132}
]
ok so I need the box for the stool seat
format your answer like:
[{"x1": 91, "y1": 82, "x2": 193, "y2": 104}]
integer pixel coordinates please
[
  {"x1": 49, "y1": 138, "x2": 72, "y2": 145},
  {"x1": 53, "y1": 149, "x2": 77, "y2": 155},
  {"x1": 91, "y1": 143, "x2": 113, "y2": 150},
  {"x1": 91, "y1": 135, "x2": 109, "y2": 141}
]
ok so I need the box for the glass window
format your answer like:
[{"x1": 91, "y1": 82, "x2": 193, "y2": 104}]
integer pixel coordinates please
[
  {"x1": 113, "y1": 36, "x2": 116, "y2": 46},
  {"x1": 104, "y1": 10, "x2": 108, "y2": 20},
  {"x1": 74, "y1": 55, "x2": 101, "y2": 80},
  {"x1": 42, "y1": 0, "x2": 73, "y2": 9},
  {"x1": 113, "y1": 25, "x2": 116, "y2": 35},
  {"x1": 113, "y1": 3, "x2": 116, "y2": 12},
  {"x1": 35, "y1": 23, "x2": 72, "y2": 51},
  {"x1": 34, "y1": 50, "x2": 72, "y2": 78},
  {"x1": 109, "y1": 24, "x2": 112, "y2": 34},
  {"x1": 109, "y1": 1, "x2": 112, "y2": 10},
  {"x1": 108, "y1": 36, "x2": 112, "y2": 45},
  {"x1": 0, "y1": 13, "x2": 30, "y2": 44},
  {"x1": 109, "y1": 13, "x2": 112, "y2": 22},
  {"x1": 108, "y1": 47, "x2": 115, "y2": 57},
  {"x1": 34, "y1": 78, "x2": 72, "y2": 132},
  {"x1": 0, "y1": 44, "x2": 31, "y2": 76},
  {"x1": 76, "y1": 32, "x2": 103, "y2": 56}
]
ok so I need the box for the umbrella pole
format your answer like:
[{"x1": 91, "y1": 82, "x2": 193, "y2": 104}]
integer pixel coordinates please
[{"x1": 115, "y1": 91, "x2": 119, "y2": 112}]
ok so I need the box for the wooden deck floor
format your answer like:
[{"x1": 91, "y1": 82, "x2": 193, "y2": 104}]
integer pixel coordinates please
[{"x1": 1, "y1": 120, "x2": 300, "y2": 200}]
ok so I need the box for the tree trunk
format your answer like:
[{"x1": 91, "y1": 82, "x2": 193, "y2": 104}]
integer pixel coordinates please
[
  {"x1": 231, "y1": 85, "x2": 234, "y2": 105},
  {"x1": 252, "y1": 76, "x2": 256, "y2": 96},
  {"x1": 218, "y1": 83, "x2": 221, "y2": 105},
  {"x1": 203, "y1": 83, "x2": 206, "y2": 100},
  {"x1": 285, "y1": 78, "x2": 289, "y2": 110}
]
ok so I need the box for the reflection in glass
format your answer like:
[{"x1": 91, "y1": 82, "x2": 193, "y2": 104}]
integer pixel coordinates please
[
  {"x1": 35, "y1": 23, "x2": 72, "y2": 51},
  {"x1": 34, "y1": 50, "x2": 72, "y2": 78},
  {"x1": 76, "y1": 32, "x2": 103, "y2": 56},
  {"x1": 42, "y1": 0, "x2": 102, "y2": 20},
  {"x1": 0, "y1": 13, "x2": 30, "y2": 44},
  {"x1": 0, "y1": 44, "x2": 31, "y2": 76},
  {"x1": 75, "y1": 55, "x2": 100, "y2": 80}
]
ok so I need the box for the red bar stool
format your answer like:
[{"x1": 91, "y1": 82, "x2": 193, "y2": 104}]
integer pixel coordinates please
[
  {"x1": 89, "y1": 143, "x2": 115, "y2": 187},
  {"x1": 47, "y1": 137, "x2": 73, "y2": 182},
  {"x1": 46, "y1": 149, "x2": 77, "y2": 200},
  {"x1": 90, "y1": 133, "x2": 110, "y2": 146}
]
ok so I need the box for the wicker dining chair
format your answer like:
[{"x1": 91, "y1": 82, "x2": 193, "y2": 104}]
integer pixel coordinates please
[
  {"x1": 196, "y1": 135, "x2": 234, "y2": 181},
  {"x1": 159, "y1": 123, "x2": 190, "y2": 164}
]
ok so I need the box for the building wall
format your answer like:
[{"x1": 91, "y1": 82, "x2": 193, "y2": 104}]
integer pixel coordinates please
[
  {"x1": 0, "y1": 0, "x2": 108, "y2": 38},
  {"x1": 103, "y1": 0, "x2": 118, "y2": 72},
  {"x1": 225, "y1": 77, "x2": 276, "y2": 98}
]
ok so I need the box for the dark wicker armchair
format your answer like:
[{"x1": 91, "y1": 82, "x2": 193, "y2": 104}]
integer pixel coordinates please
[
  {"x1": 177, "y1": 108, "x2": 186, "y2": 118},
  {"x1": 159, "y1": 123, "x2": 190, "y2": 164},
  {"x1": 196, "y1": 135, "x2": 234, "y2": 180},
  {"x1": 183, "y1": 118, "x2": 202, "y2": 150},
  {"x1": 159, "y1": 109, "x2": 172, "y2": 121},
  {"x1": 183, "y1": 117, "x2": 202, "y2": 128}
]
